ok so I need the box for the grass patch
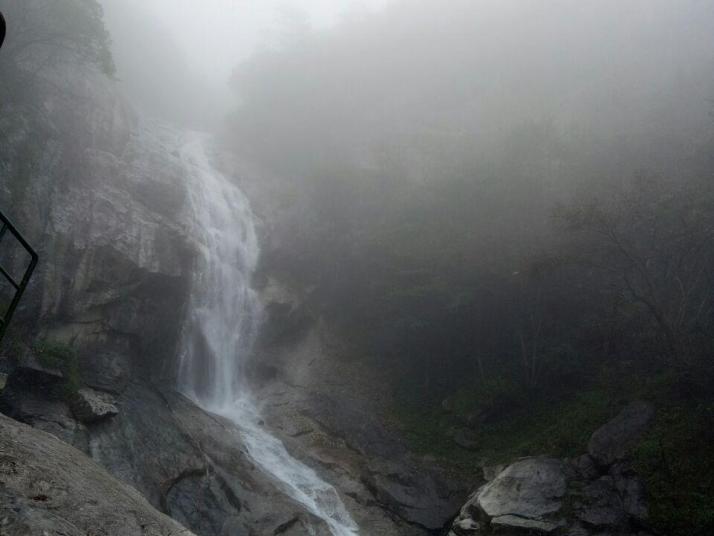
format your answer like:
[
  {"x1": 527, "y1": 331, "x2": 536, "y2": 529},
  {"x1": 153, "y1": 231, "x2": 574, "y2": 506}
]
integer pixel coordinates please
[
  {"x1": 390, "y1": 364, "x2": 714, "y2": 536},
  {"x1": 391, "y1": 386, "x2": 615, "y2": 470},
  {"x1": 634, "y1": 398, "x2": 714, "y2": 535}
]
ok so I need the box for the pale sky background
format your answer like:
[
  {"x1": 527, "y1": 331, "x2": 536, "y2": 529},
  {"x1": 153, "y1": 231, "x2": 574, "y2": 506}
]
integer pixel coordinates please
[{"x1": 114, "y1": 0, "x2": 392, "y2": 87}]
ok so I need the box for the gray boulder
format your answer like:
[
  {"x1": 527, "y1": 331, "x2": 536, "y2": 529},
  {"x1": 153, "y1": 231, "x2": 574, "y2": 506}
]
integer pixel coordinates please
[
  {"x1": 477, "y1": 457, "x2": 567, "y2": 519},
  {"x1": 71, "y1": 387, "x2": 119, "y2": 423},
  {"x1": 588, "y1": 401, "x2": 655, "y2": 466},
  {"x1": 0, "y1": 412, "x2": 194, "y2": 536}
]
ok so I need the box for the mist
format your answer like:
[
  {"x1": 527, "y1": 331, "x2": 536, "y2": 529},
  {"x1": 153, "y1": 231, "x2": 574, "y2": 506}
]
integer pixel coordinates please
[
  {"x1": 100, "y1": 0, "x2": 391, "y2": 125},
  {"x1": 1, "y1": 1, "x2": 714, "y2": 535}
]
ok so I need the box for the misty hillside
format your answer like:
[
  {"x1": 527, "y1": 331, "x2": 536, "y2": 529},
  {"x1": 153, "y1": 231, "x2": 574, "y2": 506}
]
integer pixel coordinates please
[{"x1": 0, "y1": 1, "x2": 713, "y2": 536}]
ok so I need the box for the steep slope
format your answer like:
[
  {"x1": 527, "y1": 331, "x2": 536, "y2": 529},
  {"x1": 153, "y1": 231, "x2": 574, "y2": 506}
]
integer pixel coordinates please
[{"x1": 0, "y1": 411, "x2": 195, "y2": 536}]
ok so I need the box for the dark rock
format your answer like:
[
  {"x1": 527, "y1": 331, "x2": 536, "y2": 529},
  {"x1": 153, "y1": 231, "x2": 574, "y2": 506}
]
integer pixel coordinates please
[
  {"x1": 15, "y1": 351, "x2": 64, "y2": 383},
  {"x1": 365, "y1": 457, "x2": 456, "y2": 530},
  {"x1": 572, "y1": 453, "x2": 600, "y2": 480},
  {"x1": 482, "y1": 463, "x2": 506, "y2": 481},
  {"x1": 610, "y1": 463, "x2": 648, "y2": 522},
  {"x1": 454, "y1": 428, "x2": 479, "y2": 450},
  {"x1": 575, "y1": 476, "x2": 628, "y2": 527},
  {"x1": 80, "y1": 351, "x2": 131, "y2": 394},
  {"x1": 588, "y1": 401, "x2": 655, "y2": 466},
  {"x1": 0, "y1": 374, "x2": 88, "y2": 450}
]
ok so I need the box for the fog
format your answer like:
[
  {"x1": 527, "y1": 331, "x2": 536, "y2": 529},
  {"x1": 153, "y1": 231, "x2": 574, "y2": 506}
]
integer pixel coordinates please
[
  {"x1": 100, "y1": 0, "x2": 391, "y2": 124},
  {"x1": 67, "y1": 0, "x2": 714, "y2": 440},
  {"x1": 2, "y1": 2, "x2": 714, "y2": 534}
]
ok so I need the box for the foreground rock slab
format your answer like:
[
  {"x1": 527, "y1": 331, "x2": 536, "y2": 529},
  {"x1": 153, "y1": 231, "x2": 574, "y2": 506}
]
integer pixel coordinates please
[{"x1": 0, "y1": 412, "x2": 194, "y2": 536}]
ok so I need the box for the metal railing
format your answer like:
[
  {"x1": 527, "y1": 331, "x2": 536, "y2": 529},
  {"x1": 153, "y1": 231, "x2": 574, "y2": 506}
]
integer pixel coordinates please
[
  {"x1": 0, "y1": 210, "x2": 38, "y2": 344},
  {"x1": 0, "y1": 17, "x2": 37, "y2": 344}
]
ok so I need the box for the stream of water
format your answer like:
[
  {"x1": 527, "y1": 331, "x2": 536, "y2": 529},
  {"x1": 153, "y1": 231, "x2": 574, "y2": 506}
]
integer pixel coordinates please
[{"x1": 177, "y1": 133, "x2": 359, "y2": 536}]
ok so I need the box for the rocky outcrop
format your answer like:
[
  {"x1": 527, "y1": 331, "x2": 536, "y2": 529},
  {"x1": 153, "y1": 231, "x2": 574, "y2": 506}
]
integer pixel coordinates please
[
  {"x1": 448, "y1": 402, "x2": 655, "y2": 536},
  {"x1": 0, "y1": 350, "x2": 89, "y2": 451},
  {"x1": 1, "y1": 66, "x2": 195, "y2": 386},
  {"x1": 70, "y1": 387, "x2": 119, "y2": 423},
  {"x1": 0, "y1": 412, "x2": 194, "y2": 536},
  {"x1": 1, "y1": 376, "x2": 339, "y2": 535}
]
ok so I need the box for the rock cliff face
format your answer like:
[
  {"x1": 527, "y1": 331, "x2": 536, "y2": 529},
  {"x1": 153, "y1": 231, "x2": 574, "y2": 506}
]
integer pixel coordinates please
[{"x1": 0, "y1": 68, "x2": 194, "y2": 382}]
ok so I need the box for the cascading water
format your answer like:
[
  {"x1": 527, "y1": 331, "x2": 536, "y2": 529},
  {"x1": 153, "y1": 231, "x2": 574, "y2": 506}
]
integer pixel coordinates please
[{"x1": 177, "y1": 132, "x2": 359, "y2": 536}]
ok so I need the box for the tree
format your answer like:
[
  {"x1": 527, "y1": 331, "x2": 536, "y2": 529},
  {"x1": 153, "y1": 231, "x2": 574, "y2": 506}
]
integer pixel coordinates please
[{"x1": 555, "y1": 174, "x2": 714, "y2": 364}]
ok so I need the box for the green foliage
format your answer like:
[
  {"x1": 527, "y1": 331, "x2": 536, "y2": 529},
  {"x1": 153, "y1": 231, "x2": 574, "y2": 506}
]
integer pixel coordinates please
[
  {"x1": 634, "y1": 390, "x2": 714, "y2": 536},
  {"x1": 393, "y1": 384, "x2": 616, "y2": 471},
  {"x1": 33, "y1": 340, "x2": 81, "y2": 397}
]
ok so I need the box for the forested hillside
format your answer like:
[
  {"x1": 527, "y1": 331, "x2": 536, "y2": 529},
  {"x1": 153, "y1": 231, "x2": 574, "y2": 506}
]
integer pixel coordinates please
[{"x1": 223, "y1": 2, "x2": 714, "y2": 533}]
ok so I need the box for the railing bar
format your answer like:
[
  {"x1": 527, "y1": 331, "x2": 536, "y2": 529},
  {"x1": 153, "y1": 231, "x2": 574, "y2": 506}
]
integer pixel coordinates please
[
  {"x1": 0, "y1": 264, "x2": 20, "y2": 290},
  {"x1": 0, "y1": 212, "x2": 38, "y2": 262},
  {"x1": 0, "y1": 209, "x2": 38, "y2": 346}
]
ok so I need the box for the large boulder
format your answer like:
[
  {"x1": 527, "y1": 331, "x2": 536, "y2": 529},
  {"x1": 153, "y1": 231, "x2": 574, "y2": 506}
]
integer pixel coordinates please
[
  {"x1": 476, "y1": 457, "x2": 567, "y2": 520},
  {"x1": 588, "y1": 400, "x2": 655, "y2": 466},
  {"x1": 0, "y1": 412, "x2": 194, "y2": 536}
]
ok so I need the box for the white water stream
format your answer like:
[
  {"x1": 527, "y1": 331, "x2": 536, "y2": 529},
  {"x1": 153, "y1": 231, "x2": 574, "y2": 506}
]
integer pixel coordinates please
[{"x1": 177, "y1": 133, "x2": 359, "y2": 536}]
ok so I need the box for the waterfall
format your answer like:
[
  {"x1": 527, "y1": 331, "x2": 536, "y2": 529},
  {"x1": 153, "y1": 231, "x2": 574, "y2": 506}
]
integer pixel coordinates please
[{"x1": 177, "y1": 133, "x2": 359, "y2": 536}]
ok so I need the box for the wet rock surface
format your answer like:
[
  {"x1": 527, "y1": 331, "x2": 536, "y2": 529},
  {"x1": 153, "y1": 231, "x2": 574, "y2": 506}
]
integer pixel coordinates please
[
  {"x1": 1, "y1": 72, "x2": 195, "y2": 385},
  {"x1": 251, "y1": 329, "x2": 471, "y2": 535},
  {"x1": 88, "y1": 383, "x2": 334, "y2": 536},
  {"x1": 0, "y1": 412, "x2": 194, "y2": 536},
  {"x1": 448, "y1": 402, "x2": 656, "y2": 536}
]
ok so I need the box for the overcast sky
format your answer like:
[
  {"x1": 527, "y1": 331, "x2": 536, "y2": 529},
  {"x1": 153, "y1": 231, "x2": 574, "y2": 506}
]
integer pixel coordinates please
[{"x1": 112, "y1": 0, "x2": 391, "y2": 87}]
